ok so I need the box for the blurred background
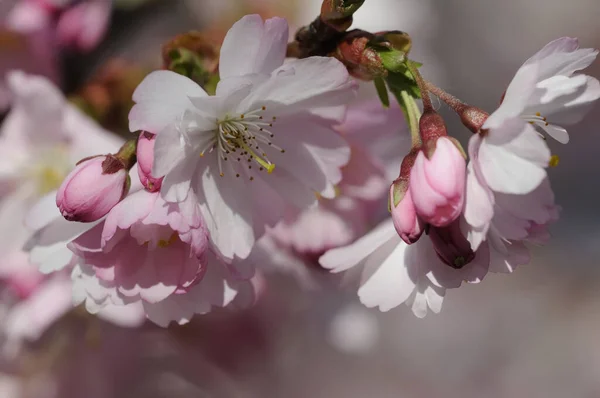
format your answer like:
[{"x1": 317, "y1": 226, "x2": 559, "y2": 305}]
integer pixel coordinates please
[{"x1": 1, "y1": 0, "x2": 600, "y2": 397}]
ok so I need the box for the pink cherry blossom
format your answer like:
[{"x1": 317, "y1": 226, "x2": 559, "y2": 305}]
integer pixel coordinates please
[
  {"x1": 258, "y1": 99, "x2": 407, "y2": 265},
  {"x1": 0, "y1": 71, "x2": 122, "y2": 269},
  {"x1": 0, "y1": 71, "x2": 142, "y2": 352},
  {"x1": 320, "y1": 219, "x2": 489, "y2": 317},
  {"x1": 6, "y1": 0, "x2": 111, "y2": 52},
  {"x1": 68, "y1": 189, "x2": 254, "y2": 327},
  {"x1": 57, "y1": 155, "x2": 130, "y2": 222},
  {"x1": 129, "y1": 14, "x2": 357, "y2": 261},
  {"x1": 136, "y1": 132, "x2": 163, "y2": 192},
  {"x1": 409, "y1": 137, "x2": 466, "y2": 227}
]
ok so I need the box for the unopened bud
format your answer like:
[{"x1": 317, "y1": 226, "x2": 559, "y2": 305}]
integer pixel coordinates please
[
  {"x1": 428, "y1": 220, "x2": 475, "y2": 269},
  {"x1": 390, "y1": 180, "x2": 424, "y2": 244},
  {"x1": 409, "y1": 136, "x2": 466, "y2": 227},
  {"x1": 57, "y1": 155, "x2": 130, "y2": 222},
  {"x1": 335, "y1": 33, "x2": 387, "y2": 80},
  {"x1": 137, "y1": 132, "x2": 163, "y2": 192},
  {"x1": 321, "y1": 0, "x2": 365, "y2": 22},
  {"x1": 378, "y1": 31, "x2": 412, "y2": 54}
]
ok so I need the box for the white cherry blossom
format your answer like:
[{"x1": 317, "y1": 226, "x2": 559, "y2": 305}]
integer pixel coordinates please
[{"x1": 129, "y1": 15, "x2": 356, "y2": 261}]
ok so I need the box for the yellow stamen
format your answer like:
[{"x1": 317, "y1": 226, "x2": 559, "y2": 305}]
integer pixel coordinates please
[{"x1": 549, "y1": 155, "x2": 560, "y2": 167}]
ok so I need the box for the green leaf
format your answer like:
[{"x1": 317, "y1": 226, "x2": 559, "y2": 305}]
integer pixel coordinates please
[
  {"x1": 374, "y1": 77, "x2": 390, "y2": 108},
  {"x1": 385, "y1": 71, "x2": 421, "y2": 100}
]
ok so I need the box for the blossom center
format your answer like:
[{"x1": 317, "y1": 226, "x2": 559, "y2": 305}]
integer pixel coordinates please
[
  {"x1": 25, "y1": 146, "x2": 71, "y2": 195},
  {"x1": 200, "y1": 106, "x2": 284, "y2": 180}
]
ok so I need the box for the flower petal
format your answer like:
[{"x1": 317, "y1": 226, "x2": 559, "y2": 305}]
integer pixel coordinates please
[
  {"x1": 129, "y1": 70, "x2": 206, "y2": 133},
  {"x1": 240, "y1": 57, "x2": 357, "y2": 115},
  {"x1": 358, "y1": 236, "x2": 415, "y2": 312},
  {"x1": 319, "y1": 219, "x2": 398, "y2": 273},
  {"x1": 219, "y1": 15, "x2": 288, "y2": 79},
  {"x1": 479, "y1": 121, "x2": 550, "y2": 194},
  {"x1": 483, "y1": 64, "x2": 539, "y2": 130}
]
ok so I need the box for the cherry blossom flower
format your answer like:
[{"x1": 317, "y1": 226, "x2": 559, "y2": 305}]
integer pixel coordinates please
[
  {"x1": 320, "y1": 218, "x2": 489, "y2": 317},
  {"x1": 484, "y1": 37, "x2": 599, "y2": 144},
  {"x1": 68, "y1": 189, "x2": 255, "y2": 327},
  {"x1": 463, "y1": 38, "x2": 598, "y2": 253},
  {"x1": 129, "y1": 14, "x2": 357, "y2": 260}
]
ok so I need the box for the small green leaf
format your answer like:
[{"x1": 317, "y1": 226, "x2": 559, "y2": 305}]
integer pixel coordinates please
[{"x1": 374, "y1": 77, "x2": 390, "y2": 108}]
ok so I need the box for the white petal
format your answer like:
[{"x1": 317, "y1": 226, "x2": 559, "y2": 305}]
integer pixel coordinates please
[
  {"x1": 480, "y1": 122, "x2": 550, "y2": 194},
  {"x1": 358, "y1": 237, "x2": 415, "y2": 312},
  {"x1": 524, "y1": 37, "x2": 598, "y2": 80},
  {"x1": 219, "y1": 15, "x2": 288, "y2": 79},
  {"x1": 319, "y1": 219, "x2": 398, "y2": 273},
  {"x1": 152, "y1": 123, "x2": 187, "y2": 177},
  {"x1": 484, "y1": 64, "x2": 539, "y2": 130},
  {"x1": 129, "y1": 70, "x2": 206, "y2": 133},
  {"x1": 267, "y1": 116, "x2": 350, "y2": 198},
  {"x1": 160, "y1": 155, "x2": 198, "y2": 203},
  {"x1": 240, "y1": 57, "x2": 357, "y2": 115},
  {"x1": 463, "y1": 136, "x2": 495, "y2": 247},
  {"x1": 197, "y1": 159, "x2": 254, "y2": 260}
]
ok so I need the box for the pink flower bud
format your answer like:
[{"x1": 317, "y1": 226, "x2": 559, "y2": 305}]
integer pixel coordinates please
[
  {"x1": 137, "y1": 132, "x2": 163, "y2": 192},
  {"x1": 409, "y1": 136, "x2": 466, "y2": 227},
  {"x1": 57, "y1": 155, "x2": 129, "y2": 222},
  {"x1": 389, "y1": 182, "x2": 423, "y2": 244},
  {"x1": 428, "y1": 220, "x2": 475, "y2": 269}
]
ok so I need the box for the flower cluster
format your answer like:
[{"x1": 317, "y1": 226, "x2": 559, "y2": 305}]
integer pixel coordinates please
[
  {"x1": 321, "y1": 37, "x2": 599, "y2": 316},
  {"x1": 3, "y1": 9, "x2": 597, "y2": 332}
]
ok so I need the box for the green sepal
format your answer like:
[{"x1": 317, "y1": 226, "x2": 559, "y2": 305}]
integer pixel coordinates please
[{"x1": 374, "y1": 77, "x2": 390, "y2": 108}]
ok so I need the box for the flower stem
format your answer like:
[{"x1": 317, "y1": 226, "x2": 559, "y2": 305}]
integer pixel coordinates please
[
  {"x1": 115, "y1": 138, "x2": 138, "y2": 170},
  {"x1": 407, "y1": 60, "x2": 432, "y2": 112},
  {"x1": 423, "y1": 80, "x2": 468, "y2": 113},
  {"x1": 401, "y1": 90, "x2": 422, "y2": 148},
  {"x1": 424, "y1": 80, "x2": 489, "y2": 133}
]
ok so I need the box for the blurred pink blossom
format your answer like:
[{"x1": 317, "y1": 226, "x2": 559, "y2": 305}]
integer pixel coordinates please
[{"x1": 6, "y1": 0, "x2": 111, "y2": 52}]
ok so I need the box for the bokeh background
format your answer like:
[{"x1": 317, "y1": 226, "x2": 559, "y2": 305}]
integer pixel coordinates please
[{"x1": 1, "y1": 0, "x2": 600, "y2": 397}]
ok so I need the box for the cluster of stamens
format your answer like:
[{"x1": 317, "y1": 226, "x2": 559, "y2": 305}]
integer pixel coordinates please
[
  {"x1": 526, "y1": 112, "x2": 550, "y2": 128},
  {"x1": 199, "y1": 106, "x2": 284, "y2": 181}
]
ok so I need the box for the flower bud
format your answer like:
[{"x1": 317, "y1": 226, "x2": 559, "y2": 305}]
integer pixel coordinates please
[
  {"x1": 390, "y1": 181, "x2": 424, "y2": 244},
  {"x1": 321, "y1": 0, "x2": 365, "y2": 23},
  {"x1": 137, "y1": 132, "x2": 163, "y2": 192},
  {"x1": 428, "y1": 220, "x2": 475, "y2": 269},
  {"x1": 57, "y1": 155, "x2": 130, "y2": 222},
  {"x1": 335, "y1": 34, "x2": 386, "y2": 80},
  {"x1": 377, "y1": 31, "x2": 412, "y2": 54},
  {"x1": 409, "y1": 136, "x2": 466, "y2": 227}
]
